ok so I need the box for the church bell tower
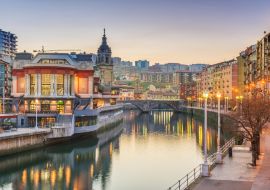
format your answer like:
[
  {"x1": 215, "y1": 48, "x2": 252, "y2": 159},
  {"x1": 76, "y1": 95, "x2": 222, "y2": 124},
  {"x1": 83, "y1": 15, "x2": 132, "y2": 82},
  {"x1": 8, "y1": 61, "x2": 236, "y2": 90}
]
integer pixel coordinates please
[{"x1": 96, "y1": 29, "x2": 113, "y2": 88}]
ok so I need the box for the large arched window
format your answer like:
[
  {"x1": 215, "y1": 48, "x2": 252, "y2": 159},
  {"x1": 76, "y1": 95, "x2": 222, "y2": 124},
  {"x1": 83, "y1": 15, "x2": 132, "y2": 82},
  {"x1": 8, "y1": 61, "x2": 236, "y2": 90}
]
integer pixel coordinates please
[
  {"x1": 30, "y1": 74, "x2": 36, "y2": 95},
  {"x1": 41, "y1": 74, "x2": 51, "y2": 96},
  {"x1": 56, "y1": 74, "x2": 64, "y2": 96}
]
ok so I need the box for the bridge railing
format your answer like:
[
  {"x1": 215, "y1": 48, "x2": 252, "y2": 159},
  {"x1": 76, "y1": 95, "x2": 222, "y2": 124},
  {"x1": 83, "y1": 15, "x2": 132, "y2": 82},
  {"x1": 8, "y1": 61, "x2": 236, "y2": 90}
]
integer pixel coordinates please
[{"x1": 167, "y1": 137, "x2": 235, "y2": 190}]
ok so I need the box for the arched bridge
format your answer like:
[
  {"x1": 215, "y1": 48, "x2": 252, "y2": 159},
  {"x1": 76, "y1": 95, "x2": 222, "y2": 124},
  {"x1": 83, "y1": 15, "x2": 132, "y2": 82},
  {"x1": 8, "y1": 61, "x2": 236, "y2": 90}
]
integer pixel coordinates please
[{"x1": 123, "y1": 100, "x2": 187, "y2": 112}]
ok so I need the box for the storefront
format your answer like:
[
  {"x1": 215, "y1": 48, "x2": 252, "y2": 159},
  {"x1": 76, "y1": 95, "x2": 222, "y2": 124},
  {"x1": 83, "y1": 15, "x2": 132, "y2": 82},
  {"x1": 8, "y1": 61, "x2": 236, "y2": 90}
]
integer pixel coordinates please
[{"x1": 28, "y1": 117, "x2": 56, "y2": 128}]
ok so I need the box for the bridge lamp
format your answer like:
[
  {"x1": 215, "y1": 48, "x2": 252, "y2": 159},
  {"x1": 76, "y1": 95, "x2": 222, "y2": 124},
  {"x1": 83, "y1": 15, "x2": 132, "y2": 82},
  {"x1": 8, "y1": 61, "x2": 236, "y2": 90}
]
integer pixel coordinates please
[
  {"x1": 202, "y1": 92, "x2": 210, "y2": 176},
  {"x1": 216, "y1": 92, "x2": 222, "y2": 163}
]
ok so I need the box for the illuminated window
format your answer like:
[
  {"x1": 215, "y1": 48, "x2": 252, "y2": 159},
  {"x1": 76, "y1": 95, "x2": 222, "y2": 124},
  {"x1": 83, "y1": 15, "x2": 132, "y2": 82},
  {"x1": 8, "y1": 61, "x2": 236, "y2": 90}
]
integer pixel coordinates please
[
  {"x1": 29, "y1": 100, "x2": 36, "y2": 112},
  {"x1": 57, "y1": 100, "x2": 64, "y2": 113},
  {"x1": 41, "y1": 100, "x2": 50, "y2": 112},
  {"x1": 41, "y1": 74, "x2": 51, "y2": 96},
  {"x1": 30, "y1": 74, "x2": 36, "y2": 95},
  {"x1": 56, "y1": 74, "x2": 64, "y2": 96},
  {"x1": 17, "y1": 76, "x2": 25, "y2": 93},
  {"x1": 78, "y1": 77, "x2": 88, "y2": 94}
]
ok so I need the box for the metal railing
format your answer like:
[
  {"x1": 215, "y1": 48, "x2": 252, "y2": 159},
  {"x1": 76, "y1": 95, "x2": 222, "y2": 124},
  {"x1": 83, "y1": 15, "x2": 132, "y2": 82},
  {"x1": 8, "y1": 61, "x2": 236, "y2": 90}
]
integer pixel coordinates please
[
  {"x1": 168, "y1": 165, "x2": 201, "y2": 190},
  {"x1": 220, "y1": 137, "x2": 235, "y2": 155},
  {"x1": 167, "y1": 137, "x2": 235, "y2": 190}
]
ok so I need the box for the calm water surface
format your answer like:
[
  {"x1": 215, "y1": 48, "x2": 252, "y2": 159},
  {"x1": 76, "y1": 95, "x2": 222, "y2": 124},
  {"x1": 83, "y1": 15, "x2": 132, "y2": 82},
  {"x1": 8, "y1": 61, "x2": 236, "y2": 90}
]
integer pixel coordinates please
[{"x1": 0, "y1": 110, "x2": 224, "y2": 190}]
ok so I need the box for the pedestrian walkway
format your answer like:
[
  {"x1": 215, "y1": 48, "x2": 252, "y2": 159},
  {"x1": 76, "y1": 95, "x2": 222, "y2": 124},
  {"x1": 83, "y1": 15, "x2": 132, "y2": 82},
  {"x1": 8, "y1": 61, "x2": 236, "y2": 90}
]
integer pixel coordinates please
[
  {"x1": 251, "y1": 127, "x2": 270, "y2": 190},
  {"x1": 193, "y1": 126, "x2": 270, "y2": 190},
  {"x1": 0, "y1": 128, "x2": 50, "y2": 140},
  {"x1": 193, "y1": 146, "x2": 262, "y2": 190}
]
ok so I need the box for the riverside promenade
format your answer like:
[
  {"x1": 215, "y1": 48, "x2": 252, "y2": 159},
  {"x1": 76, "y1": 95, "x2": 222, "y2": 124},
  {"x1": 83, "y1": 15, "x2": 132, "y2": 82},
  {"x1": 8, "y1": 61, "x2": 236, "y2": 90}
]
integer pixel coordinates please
[{"x1": 193, "y1": 126, "x2": 270, "y2": 190}]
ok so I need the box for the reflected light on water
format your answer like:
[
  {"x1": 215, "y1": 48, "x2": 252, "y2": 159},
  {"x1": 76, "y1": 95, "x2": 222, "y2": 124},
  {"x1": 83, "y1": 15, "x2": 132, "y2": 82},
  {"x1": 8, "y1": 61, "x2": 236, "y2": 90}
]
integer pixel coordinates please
[
  {"x1": 21, "y1": 169, "x2": 27, "y2": 186},
  {"x1": 0, "y1": 110, "x2": 224, "y2": 190},
  {"x1": 65, "y1": 166, "x2": 71, "y2": 188}
]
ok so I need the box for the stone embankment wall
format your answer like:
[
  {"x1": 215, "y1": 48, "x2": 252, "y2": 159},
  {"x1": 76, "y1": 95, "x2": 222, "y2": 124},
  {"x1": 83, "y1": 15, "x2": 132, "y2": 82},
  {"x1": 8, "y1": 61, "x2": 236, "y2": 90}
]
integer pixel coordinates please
[
  {"x1": 182, "y1": 107, "x2": 236, "y2": 140},
  {"x1": 0, "y1": 130, "x2": 50, "y2": 156}
]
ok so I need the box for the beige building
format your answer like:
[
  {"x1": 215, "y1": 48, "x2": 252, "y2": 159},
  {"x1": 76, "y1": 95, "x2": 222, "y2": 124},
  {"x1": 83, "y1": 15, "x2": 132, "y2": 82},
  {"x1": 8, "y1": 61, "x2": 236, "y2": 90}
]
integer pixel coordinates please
[
  {"x1": 256, "y1": 32, "x2": 270, "y2": 92},
  {"x1": 197, "y1": 59, "x2": 238, "y2": 100}
]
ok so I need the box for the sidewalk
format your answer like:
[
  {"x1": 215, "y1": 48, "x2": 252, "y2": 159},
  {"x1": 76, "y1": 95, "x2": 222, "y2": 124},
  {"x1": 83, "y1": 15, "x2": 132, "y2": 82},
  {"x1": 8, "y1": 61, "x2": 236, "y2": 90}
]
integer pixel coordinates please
[
  {"x1": 193, "y1": 126, "x2": 270, "y2": 190},
  {"x1": 193, "y1": 146, "x2": 261, "y2": 190},
  {"x1": 0, "y1": 128, "x2": 51, "y2": 140},
  {"x1": 251, "y1": 127, "x2": 270, "y2": 190}
]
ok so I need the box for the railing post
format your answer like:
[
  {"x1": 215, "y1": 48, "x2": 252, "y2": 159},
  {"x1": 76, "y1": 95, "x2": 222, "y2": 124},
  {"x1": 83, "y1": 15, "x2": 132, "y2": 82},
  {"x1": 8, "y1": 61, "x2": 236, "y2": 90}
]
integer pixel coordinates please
[
  {"x1": 186, "y1": 174, "x2": 188, "y2": 188},
  {"x1": 178, "y1": 180, "x2": 180, "y2": 190},
  {"x1": 194, "y1": 168, "x2": 196, "y2": 180}
]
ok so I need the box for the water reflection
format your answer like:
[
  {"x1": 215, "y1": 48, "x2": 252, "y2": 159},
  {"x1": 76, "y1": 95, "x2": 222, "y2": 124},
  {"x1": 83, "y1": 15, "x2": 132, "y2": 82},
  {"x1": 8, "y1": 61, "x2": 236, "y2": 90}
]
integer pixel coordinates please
[
  {"x1": 124, "y1": 111, "x2": 221, "y2": 153},
  {"x1": 0, "y1": 111, "x2": 223, "y2": 190}
]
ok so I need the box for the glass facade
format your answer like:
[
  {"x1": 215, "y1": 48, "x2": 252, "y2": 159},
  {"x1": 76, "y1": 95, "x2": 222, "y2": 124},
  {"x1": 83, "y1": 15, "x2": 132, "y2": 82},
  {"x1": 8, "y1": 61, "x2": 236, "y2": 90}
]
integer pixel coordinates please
[
  {"x1": 28, "y1": 117, "x2": 56, "y2": 128},
  {"x1": 56, "y1": 100, "x2": 64, "y2": 113},
  {"x1": 41, "y1": 74, "x2": 51, "y2": 96},
  {"x1": 29, "y1": 100, "x2": 36, "y2": 112},
  {"x1": 41, "y1": 100, "x2": 50, "y2": 112},
  {"x1": 75, "y1": 116, "x2": 97, "y2": 127}
]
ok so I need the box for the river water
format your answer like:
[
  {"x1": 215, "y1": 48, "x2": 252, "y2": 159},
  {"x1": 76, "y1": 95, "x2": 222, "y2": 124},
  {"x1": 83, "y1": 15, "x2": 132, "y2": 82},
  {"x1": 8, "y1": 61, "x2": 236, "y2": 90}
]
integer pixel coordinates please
[{"x1": 0, "y1": 110, "x2": 224, "y2": 190}]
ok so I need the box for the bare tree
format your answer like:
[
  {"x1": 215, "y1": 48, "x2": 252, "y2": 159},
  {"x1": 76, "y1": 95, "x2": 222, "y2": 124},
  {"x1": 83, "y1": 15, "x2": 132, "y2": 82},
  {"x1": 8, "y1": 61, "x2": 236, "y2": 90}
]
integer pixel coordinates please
[{"x1": 226, "y1": 91, "x2": 270, "y2": 166}]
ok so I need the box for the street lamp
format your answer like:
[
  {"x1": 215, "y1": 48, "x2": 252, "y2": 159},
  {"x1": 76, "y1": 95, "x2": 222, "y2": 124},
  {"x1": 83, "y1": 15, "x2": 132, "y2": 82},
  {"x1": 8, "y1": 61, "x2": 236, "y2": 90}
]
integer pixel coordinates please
[
  {"x1": 202, "y1": 92, "x2": 210, "y2": 176},
  {"x1": 216, "y1": 92, "x2": 223, "y2": 163},
  {"x1": 224, "y1": 96, "x2": 229, "y2": 112},
  {"x1": 236, "y1": 96, "x2": 240, "y2": 113},
  {"x1": 239, "y1": 95, "x2": 243, "y2": 115},
  {"x1": 35, "y1": 99, "x2": 38, "y2": 129}
]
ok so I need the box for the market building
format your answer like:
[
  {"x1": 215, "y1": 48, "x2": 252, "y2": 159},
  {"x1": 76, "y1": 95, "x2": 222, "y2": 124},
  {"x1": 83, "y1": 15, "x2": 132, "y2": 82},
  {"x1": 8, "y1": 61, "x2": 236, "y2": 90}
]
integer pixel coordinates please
[
  {"x1": 11, "y1": 30, "x2": 121, "y2": 129},
  {"x1": 12, "y1": 53, "x2": 94, "y2": 127}
]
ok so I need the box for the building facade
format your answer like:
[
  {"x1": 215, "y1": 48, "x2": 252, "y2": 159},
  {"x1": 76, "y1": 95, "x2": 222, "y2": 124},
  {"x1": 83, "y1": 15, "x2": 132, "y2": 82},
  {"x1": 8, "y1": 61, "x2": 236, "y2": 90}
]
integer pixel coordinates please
[
  {"x1": 196, "y1": 59, "x2": 238, "y2": 100},
  {"x1": 135, "y1": 60, "x2": 149, "y2": 70},
  {"x1": 256, "y1": 32, "x2": 270, "y2": 93},
  {"x1": 173, "y1": 70, "x2": 196, "y2": 85},
  {"x1": 0, "y1": 29, "x2": 17, "y2": 59},
  {"x1": 179, "y1": 83, "x2": 197, "y2": 100},
  {"x1": 237, "y1": 45, "x2": 257, "y2": 95},
  {"x1": 12, "y1": 53, "x2": 94, "y2": 127},
  {"x1": 0, "y1": 59, "x2": 12, "y2": 113}
]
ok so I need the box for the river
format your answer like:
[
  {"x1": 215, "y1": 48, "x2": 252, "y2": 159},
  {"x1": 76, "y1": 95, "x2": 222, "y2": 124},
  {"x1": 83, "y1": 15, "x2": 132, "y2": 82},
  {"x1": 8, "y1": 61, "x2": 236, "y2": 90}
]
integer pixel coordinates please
[{"x1": 0, "y1": 110, "x2": 224, "y2": 190}]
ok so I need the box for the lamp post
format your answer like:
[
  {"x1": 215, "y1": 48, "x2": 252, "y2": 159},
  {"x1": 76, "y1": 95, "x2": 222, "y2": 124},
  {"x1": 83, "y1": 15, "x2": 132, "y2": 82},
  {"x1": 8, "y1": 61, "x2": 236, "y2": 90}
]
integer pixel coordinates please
[
  {"x1": 225, "y1": 96, "x2": 229, "y2": 112},
  {"x1": 1, "y1": 86, "x2": 4, "y2": 114},
  {"x1": 239, "y1": 95, "x2": 243, "y2": 115},
  {"x1": 35, "y1": 99, "x2": 38, "y2": 129},
  {"x1": 202, "y1": 92, "x2": 210, "y2": 176},
  {"x1": 236, "y1": 96, "x2": 240, "y2": 113},
  {"x1": 216, "y1": 92, "x2": 223, "y2": 163}
]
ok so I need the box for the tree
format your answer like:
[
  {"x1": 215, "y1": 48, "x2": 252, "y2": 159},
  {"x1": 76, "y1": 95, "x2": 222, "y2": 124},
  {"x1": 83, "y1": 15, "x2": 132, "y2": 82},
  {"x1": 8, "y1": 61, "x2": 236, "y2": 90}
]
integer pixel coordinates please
[{"x1": 227, "y1": 90, "x2": 270, "y2": 166}]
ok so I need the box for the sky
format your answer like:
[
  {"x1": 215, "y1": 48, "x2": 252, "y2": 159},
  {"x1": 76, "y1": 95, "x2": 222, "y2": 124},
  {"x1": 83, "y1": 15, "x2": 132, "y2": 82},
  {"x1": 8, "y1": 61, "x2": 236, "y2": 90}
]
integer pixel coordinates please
[{"x1": 0, "y1": 0, "x2": 270, "y2": 64}]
